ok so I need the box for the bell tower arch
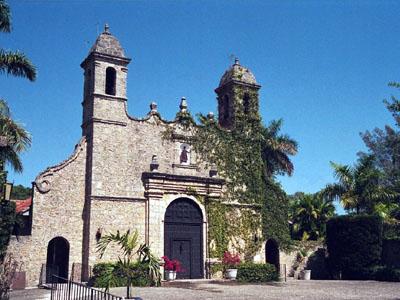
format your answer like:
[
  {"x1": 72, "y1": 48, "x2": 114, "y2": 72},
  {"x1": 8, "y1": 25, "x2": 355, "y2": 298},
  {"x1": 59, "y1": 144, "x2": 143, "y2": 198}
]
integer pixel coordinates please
[
  {"x1": 215, "y1": 58, "x2": 261, "y2": 129},
  {"x1": 80, "y1": 24, "x2": 131, "y2": 136}
]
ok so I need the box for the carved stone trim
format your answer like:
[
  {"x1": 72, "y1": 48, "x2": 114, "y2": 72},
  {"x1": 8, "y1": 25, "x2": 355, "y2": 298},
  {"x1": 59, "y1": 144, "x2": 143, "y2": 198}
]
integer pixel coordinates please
[
  {"x1": 142, "y1": 172, "x2": 224, "y2": 199},
  {"x1": 81, "y1": 118, "x2": 127, "y2": 128},
  {"x1": 91, "y1": 195, "x2": 147, "y2": 202},
  {"x1": 92, "y1": 93, "x2": 127, "y2": 102},
  {"x1": 34, "y1": 137, "x2": 87, "y2": 194},
  {"x1": 172, "y1": 163, "x2": 198, "y2": 170}
]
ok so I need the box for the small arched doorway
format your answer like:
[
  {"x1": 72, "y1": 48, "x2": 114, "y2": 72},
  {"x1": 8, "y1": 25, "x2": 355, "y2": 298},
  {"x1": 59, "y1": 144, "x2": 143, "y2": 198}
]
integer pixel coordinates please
[
  {"x1": 46, "y1": 237, "x2": 70, "y2": 282},
  {"x1": 265, "y1": 239, "x2": 280, "y2": 272},
  {"x1": 164, "y1": 198, "x2": 203, "y2": 279}
]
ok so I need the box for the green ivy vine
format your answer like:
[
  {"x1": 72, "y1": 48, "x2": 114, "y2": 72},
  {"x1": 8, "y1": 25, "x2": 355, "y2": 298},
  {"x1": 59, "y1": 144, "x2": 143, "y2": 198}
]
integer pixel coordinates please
[{"x1": 163, "y1": 84, "x2": 294, "y2": 259}]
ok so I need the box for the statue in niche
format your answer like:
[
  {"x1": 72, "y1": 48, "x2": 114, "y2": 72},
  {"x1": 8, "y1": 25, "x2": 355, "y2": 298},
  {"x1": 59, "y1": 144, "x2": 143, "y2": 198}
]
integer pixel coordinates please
[{"x1": 180, "y1": 144, "x2": 190, "y2": 164}]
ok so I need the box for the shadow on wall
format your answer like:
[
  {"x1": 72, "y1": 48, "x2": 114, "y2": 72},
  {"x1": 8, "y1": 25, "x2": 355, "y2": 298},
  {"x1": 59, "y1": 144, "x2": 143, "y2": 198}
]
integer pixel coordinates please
[{"x1": 305, "y1": 248, "x2": 331, "y2": 280}]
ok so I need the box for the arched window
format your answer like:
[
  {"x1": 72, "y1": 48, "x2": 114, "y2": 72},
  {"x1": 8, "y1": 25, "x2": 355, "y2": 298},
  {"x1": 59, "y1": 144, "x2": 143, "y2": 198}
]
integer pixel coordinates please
[
  {"x1": 105, "y1": 67, "x2": 116, "y2": 95},
  {"x1": 222, "y1": 95, "x2": 230, "y2": 121},
  {"x1": 243, "y1": 93, "x2": 250, "y2": 114}
]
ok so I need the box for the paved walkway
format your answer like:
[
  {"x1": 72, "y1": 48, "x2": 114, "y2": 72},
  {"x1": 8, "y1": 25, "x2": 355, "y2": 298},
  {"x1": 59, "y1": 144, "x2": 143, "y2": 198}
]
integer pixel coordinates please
[{"x1": 10, "y1": 280, "x2": 400, "y2": 300}]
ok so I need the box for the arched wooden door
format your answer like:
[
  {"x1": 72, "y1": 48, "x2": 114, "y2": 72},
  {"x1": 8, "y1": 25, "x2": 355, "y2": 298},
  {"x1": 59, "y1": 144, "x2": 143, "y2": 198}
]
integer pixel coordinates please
[
  {"x1": 46, "y1": 237, "x2": 69, "y2": 282},
  {"x1": 164, "y1": 198, "x2": 203, "y2": 279},
  {"x1": 265, "y1": 239, "x2": 280, "y2": 272}
]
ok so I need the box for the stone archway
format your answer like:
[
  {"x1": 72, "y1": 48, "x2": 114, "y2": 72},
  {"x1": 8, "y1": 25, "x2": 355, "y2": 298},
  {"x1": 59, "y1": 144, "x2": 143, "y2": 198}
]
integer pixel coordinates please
[
  {"x1": 265, "y1": 239, "x2": 280, "y2": 272},
  {"x1": 46, "y1": 236, "x2": 69, "y2": 282},
  {"x1": 164, "y1": 198, "x2": 203, "y2": 279}
]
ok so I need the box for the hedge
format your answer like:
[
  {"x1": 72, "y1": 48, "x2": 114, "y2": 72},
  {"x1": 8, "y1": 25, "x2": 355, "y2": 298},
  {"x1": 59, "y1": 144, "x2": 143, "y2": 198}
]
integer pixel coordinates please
[
  {"x1": 237, "y1": 263, "x2": 278, "y2": 282},
  {"x1": 0, "y1": 201, "x2": 16, "y2": 262},
  {"x1": 91, "y1": 262, "x2": 152, "y2": 288},
  {"x1": 383, "y1": 222, "x2": 400, "y2": 240},
  {"x1": 326, "y1": 215, "x2": 382, "y2": 279}
]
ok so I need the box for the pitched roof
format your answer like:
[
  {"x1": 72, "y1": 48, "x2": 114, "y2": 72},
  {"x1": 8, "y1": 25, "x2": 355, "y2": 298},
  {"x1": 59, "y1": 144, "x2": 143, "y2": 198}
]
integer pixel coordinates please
[
  {"x1": 219, "y1": 58, "x2": 258, "y2": 87},
  {"x1": 89, "y1": 24, "x2": 126, "y2": 58}
]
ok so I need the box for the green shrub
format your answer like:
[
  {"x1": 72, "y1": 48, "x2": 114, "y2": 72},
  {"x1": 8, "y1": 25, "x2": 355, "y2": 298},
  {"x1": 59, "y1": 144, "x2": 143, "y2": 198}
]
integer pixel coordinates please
[
  {"x1": 210, "y1": 263, "x2": 223, "y2": 276},
  {"x1": 383, "y1": 222, "x2": 400, "y2": 239},
  {"x1": 326, "y1": 215, "x2": 383, "y2": 279},
  {"x1": 382, "y1": 238, "x2": 400, "y2": 268},
  {"x1": 375, "y1": 266, "x2": 400, "y2": 282},
  {"x1": 91, "y1": 262, "x2": 152, "y2": 288},
  {"x1": 0, "y1": 201, "x2": 16, "y2": 262},
  {"x1": 237, "y1": 263, "x2": 278, "y2": 282}
]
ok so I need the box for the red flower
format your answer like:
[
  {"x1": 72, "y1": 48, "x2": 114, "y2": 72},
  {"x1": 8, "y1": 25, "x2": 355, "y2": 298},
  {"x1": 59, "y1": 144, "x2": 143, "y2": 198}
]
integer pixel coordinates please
[
  {"x1": 162, "y1": 256, "x2": 183, "y2": 273},
  {"x1": 222, "y1": 251, "x2": 241, "y2": 268}
]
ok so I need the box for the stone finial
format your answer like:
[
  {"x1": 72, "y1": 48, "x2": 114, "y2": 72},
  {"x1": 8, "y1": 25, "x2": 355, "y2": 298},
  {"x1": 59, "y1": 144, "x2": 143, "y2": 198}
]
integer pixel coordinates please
[
  {"x1": 179, "y1": 97, "x2": 188, "y2": 113},
  {"x1": 104, "y1": 23, "x2": 110, "y2": 34},
  {"x1": 207, "y1": 112, "x2": 214, "y2": 121},
  {"x1": 209, "y1": 163, "x2": 218, "y2": 178},
  {"x1": 150, "y1": 155, "x2": 159, "y2": 172},
  {"x1": 150, "y1": 101, "x2": 158, "y2": 113},
  {"x1": 234, "y1": 57, "x2": 240, "y2": 65}
]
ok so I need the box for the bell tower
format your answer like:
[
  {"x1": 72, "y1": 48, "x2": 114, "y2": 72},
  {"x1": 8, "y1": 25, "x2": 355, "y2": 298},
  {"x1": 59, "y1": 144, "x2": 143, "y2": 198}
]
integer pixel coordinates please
[
  {"x1": 80, "y1": 24, "x2": 131, "y2": 136},
  {"x1": 215, "y1": 58, "x2": 261, "y2": 129}
]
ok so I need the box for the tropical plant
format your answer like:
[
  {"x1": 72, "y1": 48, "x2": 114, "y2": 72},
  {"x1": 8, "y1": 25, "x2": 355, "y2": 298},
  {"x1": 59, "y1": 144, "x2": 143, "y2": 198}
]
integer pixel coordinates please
[
  {"x1": 0, "y1": 100, "x2": 31, "y2": 174},
  {"x1": 0, "y1": 0, "x2": 34, "y2": 187},
  {"x1": 289, "y1": 193, "x2": 335, "y2": 240},
  {"x1": 261, "y1": 119, "x2": 298, "y2": 177},
  {"x1": 96, "y1": 229, "x2": 161, "y2": 299},
  {"x1": 0, "y1": 1, "x2": 36, "y2": 81},
  {"x1": 358, "y1": 82, "x2": 400, "y2": 218},
  {"x1": 322, "y1": 155, "x2": 397, "y2": 214}
]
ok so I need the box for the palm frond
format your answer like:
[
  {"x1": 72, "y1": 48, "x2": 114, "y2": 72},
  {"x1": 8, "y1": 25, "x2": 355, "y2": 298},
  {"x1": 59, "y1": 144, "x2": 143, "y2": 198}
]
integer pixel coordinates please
[
  {"x1": 0, "y1": 50, "x2": 36, "y2": 81},
  {"x1": 0, "y1": 146, "x2": 22, "y2": 172},
  {"x1": 0, "y1": 0, "x2": 11, "y2": 32},
  {"x1": 0, "y1": 99, "x2": 10, "y2": 117}
]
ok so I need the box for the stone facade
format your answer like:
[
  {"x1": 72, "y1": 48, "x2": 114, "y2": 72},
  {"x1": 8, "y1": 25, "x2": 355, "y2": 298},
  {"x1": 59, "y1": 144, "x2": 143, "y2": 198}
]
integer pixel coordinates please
[{"x1": 8, "y1": 25, "x2": 284, "y2": 287}]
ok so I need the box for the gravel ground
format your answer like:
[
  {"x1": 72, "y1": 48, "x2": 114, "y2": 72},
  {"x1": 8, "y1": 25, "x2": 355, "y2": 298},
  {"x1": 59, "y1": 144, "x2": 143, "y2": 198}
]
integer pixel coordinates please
[{"x1": 10, "y1": 280, "x2": 400, "y2": 300}]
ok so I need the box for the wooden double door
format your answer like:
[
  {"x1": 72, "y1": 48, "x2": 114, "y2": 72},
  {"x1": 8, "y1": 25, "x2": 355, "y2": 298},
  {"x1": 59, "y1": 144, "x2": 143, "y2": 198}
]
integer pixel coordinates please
[{"x1": 164, "y1": 198, "x2": 203, "y2": 279}]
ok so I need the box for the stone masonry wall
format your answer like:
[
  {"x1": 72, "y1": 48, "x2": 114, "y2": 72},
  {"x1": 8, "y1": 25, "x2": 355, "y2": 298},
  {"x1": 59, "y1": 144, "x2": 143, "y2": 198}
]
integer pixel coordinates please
[{"x1": 8, "y1": 138, "x2": 87, "y2": 287}]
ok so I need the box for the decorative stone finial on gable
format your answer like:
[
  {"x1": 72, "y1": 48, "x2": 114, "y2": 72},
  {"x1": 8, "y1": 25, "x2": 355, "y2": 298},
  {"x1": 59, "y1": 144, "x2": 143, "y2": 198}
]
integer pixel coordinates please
[
  {"x1": 150, "y1": 155, "x2": 159, "y2": 172},
  {"x1": 207, "y1": 111, "x2": 214, "y2": 121},
  {"x1": 234, "y1": 57, "x2": 240, "y2": 65},
  {"x1": 179, "y1": 97, "x2": 188, "y2": 113},
  {"x1": 209, "y1": 163, "x2": 218, "y2": 177},
  {"x1": 104, "y1": 23, "x2": 110, "y2": 34},
  {"x1": 150, "y1": 101, "x2": 158, "y2": 113}
]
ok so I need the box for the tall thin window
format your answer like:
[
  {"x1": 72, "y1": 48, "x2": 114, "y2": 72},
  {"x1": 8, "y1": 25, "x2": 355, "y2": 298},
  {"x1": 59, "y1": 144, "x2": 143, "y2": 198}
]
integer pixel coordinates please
[
  {"x1": 105, "y1": 67, "x2": 116, "y2": 95},
  {"x1": 243, "y1": 93, "x2": 250, "y2": 114},
  {"x1": 223, "y1": 95, "x2": 230, "y2": 121}
]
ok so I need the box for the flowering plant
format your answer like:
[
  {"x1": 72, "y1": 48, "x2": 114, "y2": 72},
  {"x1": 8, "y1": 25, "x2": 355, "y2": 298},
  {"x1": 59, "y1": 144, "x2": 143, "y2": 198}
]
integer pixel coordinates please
[
  {"x1": 222, "y1": 251, "x2": 241, "y2": 268},
  {"x1": 161, "y1": 256, "x2": 183, "y2": 273}
]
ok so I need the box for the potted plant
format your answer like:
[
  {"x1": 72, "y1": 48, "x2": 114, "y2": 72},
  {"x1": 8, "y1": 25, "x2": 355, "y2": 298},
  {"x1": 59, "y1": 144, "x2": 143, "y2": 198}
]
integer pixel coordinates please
[
  {"x1": 161, "y1": 256, "x2": 182, "y2": 281},
  {"x1": 222, "y1": 251, "x2": 241, "y2": 280}
]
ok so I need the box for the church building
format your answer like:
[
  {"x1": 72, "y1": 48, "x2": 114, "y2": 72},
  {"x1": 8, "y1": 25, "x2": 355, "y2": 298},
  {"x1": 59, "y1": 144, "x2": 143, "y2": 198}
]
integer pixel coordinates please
[{"x1": 8, "y1": 25, "x2": 285, "y2": 287}]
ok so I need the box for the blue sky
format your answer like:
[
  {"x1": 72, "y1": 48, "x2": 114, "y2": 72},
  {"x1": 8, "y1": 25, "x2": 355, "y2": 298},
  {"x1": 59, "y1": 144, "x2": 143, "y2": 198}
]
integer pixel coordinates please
[{"x1": 2, "y1": 1, "x2": 400, "y2": 206}]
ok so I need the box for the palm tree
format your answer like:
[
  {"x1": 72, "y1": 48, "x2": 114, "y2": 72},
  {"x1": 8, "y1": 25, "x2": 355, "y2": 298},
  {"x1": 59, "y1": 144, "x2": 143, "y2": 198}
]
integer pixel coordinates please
[
  {"x1": 290, "y1": 193, "x2": 335, "y2": 240},
  {"x1": 261, "y1": 119, "x2": 298, "y2": 177},
  {"x1": 97, "y1": 229, "x2": 161, "y2": 299},
  {"x1": 0, "y1": 100, "x2": 31, "y2": 174},
  {"x1": 0, "y1": 0, "x2": 36, "y2": 81},
  {"x1": 322, "y1": 155, "x2": 397, "y2": 214},
  {"x1": 0, "y1": 0, "x2": 35, "y2": 185}
]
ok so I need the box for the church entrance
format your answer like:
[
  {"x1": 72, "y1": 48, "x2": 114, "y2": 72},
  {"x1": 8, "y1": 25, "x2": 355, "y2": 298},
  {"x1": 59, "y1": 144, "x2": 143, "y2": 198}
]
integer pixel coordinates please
[
  {"x1": 164, "y1": 198, "x2": 203, "y2": 279},
  {"x1": 46, "y1": 237, "x2": 69, "y2": 283},
  {"x1": 265, "y1": 239, "x2": 280, "y2": 272}
]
